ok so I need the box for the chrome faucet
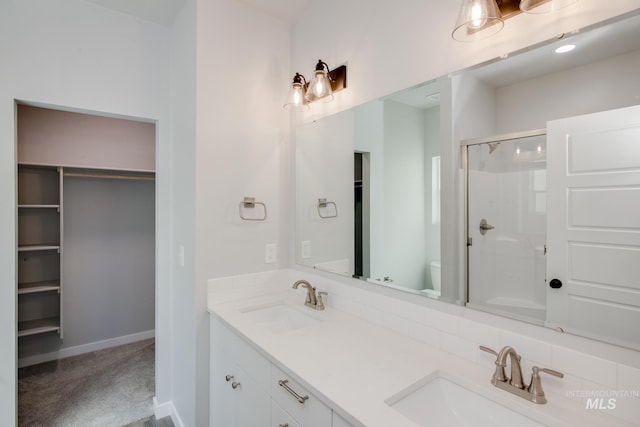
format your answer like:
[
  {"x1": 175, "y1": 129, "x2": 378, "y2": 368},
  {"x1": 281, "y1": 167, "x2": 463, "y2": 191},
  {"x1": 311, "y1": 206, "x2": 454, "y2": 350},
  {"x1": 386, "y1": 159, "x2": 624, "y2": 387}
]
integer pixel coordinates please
[
  {"x1": 495, "y1": 346, "x2": 524, "y2": 389},
  {"x1": 480, "y1": 345, "x2": 563, "y2": 404},
  {"x1": 292, "y1": 280, "x2": 326, "y2": 310}
]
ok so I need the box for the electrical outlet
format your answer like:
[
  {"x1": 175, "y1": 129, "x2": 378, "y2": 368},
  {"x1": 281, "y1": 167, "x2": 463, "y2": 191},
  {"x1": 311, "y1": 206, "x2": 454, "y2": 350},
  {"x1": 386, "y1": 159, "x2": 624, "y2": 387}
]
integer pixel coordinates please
[
  {"x1": 301, "y1": 240, "x2": 311, "y2": 259},
  {"x1": 265, "y1": 243, "x2": 277, "y2": 264}
]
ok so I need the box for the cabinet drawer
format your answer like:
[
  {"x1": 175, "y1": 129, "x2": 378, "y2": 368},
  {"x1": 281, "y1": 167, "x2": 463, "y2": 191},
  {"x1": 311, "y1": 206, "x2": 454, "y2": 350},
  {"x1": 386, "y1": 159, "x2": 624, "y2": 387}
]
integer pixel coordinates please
[
  {"x1": 271, "y1": 399, "x2": 301, "y2": 427},
  {"x1": 271, "y1": 365, "x2": 331, "y2": 427}
]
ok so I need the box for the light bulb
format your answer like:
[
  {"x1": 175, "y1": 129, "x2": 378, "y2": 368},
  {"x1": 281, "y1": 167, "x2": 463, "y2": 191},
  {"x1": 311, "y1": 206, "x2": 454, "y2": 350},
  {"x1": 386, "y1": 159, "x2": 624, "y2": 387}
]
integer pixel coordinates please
[{"x1": 470, "y1": 2, "x2": 484, "y2": 28}]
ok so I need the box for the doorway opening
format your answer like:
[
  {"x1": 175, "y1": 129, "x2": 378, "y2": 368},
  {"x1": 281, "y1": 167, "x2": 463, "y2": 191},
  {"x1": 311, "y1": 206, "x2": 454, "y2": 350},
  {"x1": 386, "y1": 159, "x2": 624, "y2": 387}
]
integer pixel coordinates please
[{"x1": 16, "y1": 103, "x2": 157, "y2": 425}]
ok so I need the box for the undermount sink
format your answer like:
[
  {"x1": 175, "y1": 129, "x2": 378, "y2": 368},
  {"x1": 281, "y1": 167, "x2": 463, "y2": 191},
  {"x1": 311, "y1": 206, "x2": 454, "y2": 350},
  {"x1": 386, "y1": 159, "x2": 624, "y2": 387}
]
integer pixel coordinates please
[
  {"x1": 385, "y1": 372, "x2": 543, "y2": 427},
  {"x1": 239, "y1": 301, "x2": 321, "y2": 334}
]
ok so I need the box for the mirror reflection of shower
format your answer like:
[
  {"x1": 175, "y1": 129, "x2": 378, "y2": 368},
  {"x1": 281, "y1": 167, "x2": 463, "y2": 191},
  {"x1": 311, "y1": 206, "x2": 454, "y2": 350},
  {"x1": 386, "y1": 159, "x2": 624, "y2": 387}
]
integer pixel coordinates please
[{"x1": 465, "y1": 131, "x2": 547, "y2": 325}]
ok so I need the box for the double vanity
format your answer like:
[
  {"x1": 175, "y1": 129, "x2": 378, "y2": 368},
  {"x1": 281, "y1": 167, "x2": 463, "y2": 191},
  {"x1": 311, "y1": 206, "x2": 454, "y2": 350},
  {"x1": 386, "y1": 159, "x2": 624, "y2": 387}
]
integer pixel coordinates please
[{"x1": 208, "y1": 274, "x2": 634, "y2": 427}]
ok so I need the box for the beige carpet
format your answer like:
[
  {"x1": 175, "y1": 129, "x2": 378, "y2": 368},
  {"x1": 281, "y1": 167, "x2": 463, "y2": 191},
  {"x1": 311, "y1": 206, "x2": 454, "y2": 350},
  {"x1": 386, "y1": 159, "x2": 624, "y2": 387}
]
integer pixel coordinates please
[{"x1": 19, "y1": 339, "x2": 155, "y2": 427}]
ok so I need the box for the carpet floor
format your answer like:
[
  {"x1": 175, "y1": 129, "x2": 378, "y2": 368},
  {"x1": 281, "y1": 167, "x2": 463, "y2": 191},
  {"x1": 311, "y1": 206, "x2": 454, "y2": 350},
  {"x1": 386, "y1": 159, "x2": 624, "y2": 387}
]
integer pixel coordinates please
[{"x1": 19, "y1": 339, "x2": 156, "y2": 427}]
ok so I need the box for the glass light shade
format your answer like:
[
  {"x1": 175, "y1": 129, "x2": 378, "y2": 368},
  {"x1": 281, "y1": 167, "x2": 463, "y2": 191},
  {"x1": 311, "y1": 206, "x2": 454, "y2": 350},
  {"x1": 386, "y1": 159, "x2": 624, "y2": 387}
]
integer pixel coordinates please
[
  {"x1": 452, "y1": 0, "x2": 503, "y2": 42},
  {"x1": 305, "y1": 69, "x2": 334, "y2": 103},
  {"x1": 284, "y1": 79, "x2": 309, "y2": 111},
  {"x1": 520, "y1": 0, "x2": 578, "y2": 14}
]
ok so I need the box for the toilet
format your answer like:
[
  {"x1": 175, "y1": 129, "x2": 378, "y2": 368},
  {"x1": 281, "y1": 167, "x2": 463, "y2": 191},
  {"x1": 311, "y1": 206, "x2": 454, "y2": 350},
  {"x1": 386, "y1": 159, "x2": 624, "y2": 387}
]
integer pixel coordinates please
[
  {"x1": 430, "y1": 260, "x2": 441, "y2": 293},
  {"x1": 420, "y1": 260, "x2": 441, "y2": 297}
]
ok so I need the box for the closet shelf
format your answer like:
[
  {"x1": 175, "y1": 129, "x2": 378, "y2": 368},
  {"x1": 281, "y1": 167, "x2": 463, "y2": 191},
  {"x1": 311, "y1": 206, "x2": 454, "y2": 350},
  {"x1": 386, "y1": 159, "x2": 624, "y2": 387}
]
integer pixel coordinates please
[
  {"x1": 18, "y1": 281, "x2": 61, "y2": 294},
  {"x1": 18, "y1": 317, "x2": 60, "y2": 337},
  {"x1": 18, "y1": 204, "x2": 60, "y2": 209},
  {"x1": 18, "y1": 244, "x2": 60, "y2": 252}
]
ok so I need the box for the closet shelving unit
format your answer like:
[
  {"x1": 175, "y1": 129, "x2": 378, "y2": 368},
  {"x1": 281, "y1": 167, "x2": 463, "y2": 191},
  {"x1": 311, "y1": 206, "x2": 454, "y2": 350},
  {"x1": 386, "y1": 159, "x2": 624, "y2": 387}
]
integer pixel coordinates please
[{"x1": 17, "y1": 164, "x2": 64, "y2": 338}]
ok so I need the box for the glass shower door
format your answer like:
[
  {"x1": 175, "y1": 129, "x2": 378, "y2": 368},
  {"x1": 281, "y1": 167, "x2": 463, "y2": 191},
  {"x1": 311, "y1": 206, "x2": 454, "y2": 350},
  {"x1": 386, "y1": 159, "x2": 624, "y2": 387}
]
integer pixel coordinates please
[{"x1": 466, "y1": 132, "x2": 547, "y2": 325}]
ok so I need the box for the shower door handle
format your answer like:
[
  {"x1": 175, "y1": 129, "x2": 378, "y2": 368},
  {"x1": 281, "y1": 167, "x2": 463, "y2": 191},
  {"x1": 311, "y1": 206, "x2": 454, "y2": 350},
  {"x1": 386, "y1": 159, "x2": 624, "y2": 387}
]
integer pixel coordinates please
[{"x1": 479, "y1": 219, "x2": 495, "y2": 235}]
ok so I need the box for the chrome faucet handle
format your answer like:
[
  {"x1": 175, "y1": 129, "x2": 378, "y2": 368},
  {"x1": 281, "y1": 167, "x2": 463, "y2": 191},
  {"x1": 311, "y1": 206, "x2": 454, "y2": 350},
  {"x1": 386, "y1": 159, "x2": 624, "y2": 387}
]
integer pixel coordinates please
[
  {"x1": 316, "y1": 291, "x2": 327, "y2": 310},
  {"x1": 528, "y1": 366, "x2": 564, "y2": 404}
]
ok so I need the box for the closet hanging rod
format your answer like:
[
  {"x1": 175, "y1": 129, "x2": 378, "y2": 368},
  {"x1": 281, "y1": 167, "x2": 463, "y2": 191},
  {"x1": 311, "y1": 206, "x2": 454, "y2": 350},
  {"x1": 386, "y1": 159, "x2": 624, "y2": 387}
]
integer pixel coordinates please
[{"x1": 63, "y1": 171, "x2": 155, "y2": 181}]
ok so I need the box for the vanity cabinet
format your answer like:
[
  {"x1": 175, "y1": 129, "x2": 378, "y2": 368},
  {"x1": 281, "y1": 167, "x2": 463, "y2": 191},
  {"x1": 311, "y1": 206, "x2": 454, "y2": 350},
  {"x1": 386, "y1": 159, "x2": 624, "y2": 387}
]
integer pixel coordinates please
[
  {"x1": 210, "y1": 315, "x2": 355, "y2": 427},
  {"x1": 331, "y1": 413, "x2": 353, "y2": 427},
  {"x1": 210, "y1": 316, "x2": 271, "y2": 427},
  {"x1": 271, "y1": 365, "x2": 331, "y2": 427}
]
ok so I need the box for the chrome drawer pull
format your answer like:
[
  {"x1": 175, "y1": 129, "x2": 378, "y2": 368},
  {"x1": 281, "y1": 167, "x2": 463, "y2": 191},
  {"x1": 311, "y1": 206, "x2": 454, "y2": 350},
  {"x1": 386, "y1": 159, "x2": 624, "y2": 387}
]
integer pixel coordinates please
[
  {"x1": 279, "y1": 424, "x2": 289, "y2": 427},
  {"x1": 231, "y1": 381, "x2": 241, "y2": 389},
  {"x1": 225, "y1": 374, "x2": 234, "y2": 382},
  {"x1": 278, "y1": 379, "x2": 309, "y2": 404}
]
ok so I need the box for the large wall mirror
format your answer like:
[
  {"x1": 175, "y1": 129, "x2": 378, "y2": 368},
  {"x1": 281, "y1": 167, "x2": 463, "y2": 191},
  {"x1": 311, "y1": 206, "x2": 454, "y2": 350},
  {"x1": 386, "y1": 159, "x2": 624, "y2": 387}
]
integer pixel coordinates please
[{"x1": 295, "y1": 10, "x2": 640, "y2": 350}]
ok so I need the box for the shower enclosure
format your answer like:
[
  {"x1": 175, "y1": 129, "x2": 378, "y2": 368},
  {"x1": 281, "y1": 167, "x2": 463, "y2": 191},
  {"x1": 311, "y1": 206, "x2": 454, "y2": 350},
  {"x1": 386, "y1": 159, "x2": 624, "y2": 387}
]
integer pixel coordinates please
[{"x1": 465, "y1": 131, "x2": 547, "y2": 325}]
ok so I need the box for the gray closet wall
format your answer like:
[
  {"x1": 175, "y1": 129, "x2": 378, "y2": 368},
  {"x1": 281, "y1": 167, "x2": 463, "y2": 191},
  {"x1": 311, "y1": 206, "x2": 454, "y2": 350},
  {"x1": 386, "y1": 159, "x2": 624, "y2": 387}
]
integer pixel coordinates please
[
  {"x1": 17, "y1": 105, "x2": 155, "y2": 363},
  {"x1": 62, "y1": 177, "x2": 155, "y2": 347}
]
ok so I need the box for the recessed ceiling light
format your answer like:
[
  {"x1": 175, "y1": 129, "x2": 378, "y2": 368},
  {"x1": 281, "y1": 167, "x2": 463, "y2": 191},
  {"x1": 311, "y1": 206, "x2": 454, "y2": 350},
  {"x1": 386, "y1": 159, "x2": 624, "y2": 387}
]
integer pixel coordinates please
[{"x1": 555, "y1": 44, "x2": 576, "y2": 54}]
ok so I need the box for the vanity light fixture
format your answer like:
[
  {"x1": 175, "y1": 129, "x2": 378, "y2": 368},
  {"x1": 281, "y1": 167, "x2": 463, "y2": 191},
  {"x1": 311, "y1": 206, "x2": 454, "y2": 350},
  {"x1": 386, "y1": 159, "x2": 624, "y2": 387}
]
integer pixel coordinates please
[
  {"x1": 452, "y1": 0, "x2": 579, "y2": 41},
  {"x1": 283, "y1": 60, "x2": 347, "y2": 111},
  {"x1": 520, "y1": 0, "x2": 578, "y2": 14},
  {"x1": 452, "y1": 0, "x2": 504, "y2": 42},
  {"x1": 284, "y1": 73, "x2": 310, "y2": 111}
]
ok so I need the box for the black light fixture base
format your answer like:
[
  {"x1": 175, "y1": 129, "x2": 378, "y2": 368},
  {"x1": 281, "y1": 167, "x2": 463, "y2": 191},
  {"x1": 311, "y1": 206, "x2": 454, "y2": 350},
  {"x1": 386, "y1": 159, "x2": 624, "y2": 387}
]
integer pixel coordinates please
[{"x1": 328, "y1": 65, "x2": 347, "y2": 93}]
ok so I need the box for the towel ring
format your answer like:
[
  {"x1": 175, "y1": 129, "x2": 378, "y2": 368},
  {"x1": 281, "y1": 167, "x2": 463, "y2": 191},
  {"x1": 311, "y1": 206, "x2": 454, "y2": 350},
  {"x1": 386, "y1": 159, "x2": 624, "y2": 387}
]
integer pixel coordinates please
[
  {"x1": 317, "y1": 198, "x2": 338, "y2": 219},
  {"x1": 239, "y1": 197, "x2": 267, "y2": 221}
]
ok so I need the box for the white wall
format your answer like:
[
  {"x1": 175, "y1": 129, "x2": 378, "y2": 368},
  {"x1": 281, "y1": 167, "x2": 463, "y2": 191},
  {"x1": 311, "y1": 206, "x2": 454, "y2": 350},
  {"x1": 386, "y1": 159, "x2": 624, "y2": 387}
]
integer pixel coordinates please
[
  {"x1": 195, "y1": 0, "x2": 290, "y2": 424},
  {"x1": 0, "y1": 1, "x2": 173, "y2": 425},
  {"x1": 423, "y1": 106, "x2": 441, "y2": 289},
  {"x1": 168, "y1": 0, "x2": 196, "y2": 424},
  {"x1": 383, "y1": 100, "x2": 426, "y2": 289},
  {"x1": 495, "y1": 49, "x2": 640, "y2": 133}
]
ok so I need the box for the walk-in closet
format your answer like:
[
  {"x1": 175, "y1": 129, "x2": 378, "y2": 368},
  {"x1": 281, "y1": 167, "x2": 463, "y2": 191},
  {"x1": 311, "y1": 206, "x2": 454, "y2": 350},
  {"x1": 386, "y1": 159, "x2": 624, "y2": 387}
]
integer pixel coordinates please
[{"x1": 16, "y1": 104, "x2": 156, "y2": 424}]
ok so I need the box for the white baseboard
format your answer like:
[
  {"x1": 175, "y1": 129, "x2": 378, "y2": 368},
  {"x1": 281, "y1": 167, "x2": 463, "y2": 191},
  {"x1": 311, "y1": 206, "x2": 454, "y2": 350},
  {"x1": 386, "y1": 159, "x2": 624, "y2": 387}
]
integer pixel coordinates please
[
  {"x1": 154, "y1": 397, "x2": 184, "y2": 427},
  {"x1": 18, "y1": 329, "x2": 155, "y2": 368}
]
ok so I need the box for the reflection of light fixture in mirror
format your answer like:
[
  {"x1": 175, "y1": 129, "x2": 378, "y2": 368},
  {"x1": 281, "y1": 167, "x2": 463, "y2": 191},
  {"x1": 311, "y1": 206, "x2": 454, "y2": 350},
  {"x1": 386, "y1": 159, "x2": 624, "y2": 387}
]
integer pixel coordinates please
[
  {"x1": 283, "y1": 73, "x2": 310, "y2": 111},
  {"x1": 452, "y1": 0, "x2": 503, "y2": 42},
  {"x1": 555, "y1": 44, "x2": 576, "y2": 53},
  {"x1": 520, "y1": 0, "x2": 578, "y2": 14}
]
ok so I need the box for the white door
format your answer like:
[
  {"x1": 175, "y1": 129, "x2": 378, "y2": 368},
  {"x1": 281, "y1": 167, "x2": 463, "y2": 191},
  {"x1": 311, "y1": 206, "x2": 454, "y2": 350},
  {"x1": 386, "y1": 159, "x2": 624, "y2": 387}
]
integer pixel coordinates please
[{"x1": 546, "y1": 104, "x2": 640, "y2": 349}]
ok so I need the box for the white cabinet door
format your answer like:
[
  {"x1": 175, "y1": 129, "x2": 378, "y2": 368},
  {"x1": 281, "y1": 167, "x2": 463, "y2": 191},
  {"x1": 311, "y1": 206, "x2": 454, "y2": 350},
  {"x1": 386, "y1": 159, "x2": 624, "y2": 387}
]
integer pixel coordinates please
[
  {"x1": 211, "y1": 317, "x2": 236, "y2": 426},
  {"x1": 546, "y1": 104, "x2": 640, "y2": 349},
  {"x1": 210, "y1": 316, "x2": 270, "y2": 427},
  {"x1": 235, "y1": 364, "x2": 270, "y2": 427}
]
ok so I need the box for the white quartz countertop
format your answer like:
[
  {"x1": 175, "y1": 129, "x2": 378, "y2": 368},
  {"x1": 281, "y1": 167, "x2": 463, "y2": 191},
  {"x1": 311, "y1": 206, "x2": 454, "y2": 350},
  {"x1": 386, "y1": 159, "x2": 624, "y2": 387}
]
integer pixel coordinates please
[{"x1": 208, "y1": 289, "x2": 634, "y2": 427}]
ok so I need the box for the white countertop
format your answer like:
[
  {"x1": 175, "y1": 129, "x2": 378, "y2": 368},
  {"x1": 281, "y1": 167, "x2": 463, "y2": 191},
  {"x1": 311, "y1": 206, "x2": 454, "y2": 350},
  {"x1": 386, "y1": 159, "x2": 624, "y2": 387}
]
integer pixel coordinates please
[{"x1": 208, "y1": 289, "x2": 634, "y2": 427}]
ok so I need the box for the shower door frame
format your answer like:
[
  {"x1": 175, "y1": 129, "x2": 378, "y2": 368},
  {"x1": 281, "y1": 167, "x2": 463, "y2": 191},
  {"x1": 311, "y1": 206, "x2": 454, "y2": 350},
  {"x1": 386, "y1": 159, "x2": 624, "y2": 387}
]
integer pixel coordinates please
[{"x1": 461, "y1": 128, "x2": 546, "y2": 313}]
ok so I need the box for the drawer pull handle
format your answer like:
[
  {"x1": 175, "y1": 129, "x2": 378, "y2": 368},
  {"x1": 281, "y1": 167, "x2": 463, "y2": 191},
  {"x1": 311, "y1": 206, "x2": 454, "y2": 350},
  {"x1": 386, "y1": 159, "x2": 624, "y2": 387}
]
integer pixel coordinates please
[
  {"x1": 225, "y1": 374, "x2": 234, "y2": 382},
  {"x1": 231, "y1": 381, "x2": 241, "y2": 389},
  {"x1": 279, "y1": 424, "x2": 289, "y2": 427},
  {"x1": 278, "y1": 379, "x2": 309, "y2": 404}
]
